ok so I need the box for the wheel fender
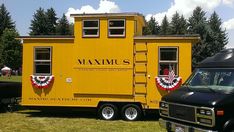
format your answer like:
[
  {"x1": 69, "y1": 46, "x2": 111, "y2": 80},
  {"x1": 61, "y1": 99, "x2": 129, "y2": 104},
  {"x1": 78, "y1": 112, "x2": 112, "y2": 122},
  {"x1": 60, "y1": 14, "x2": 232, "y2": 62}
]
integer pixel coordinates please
[{"x1": 223, "y1": 119, "x2": 234, "y2": 131}]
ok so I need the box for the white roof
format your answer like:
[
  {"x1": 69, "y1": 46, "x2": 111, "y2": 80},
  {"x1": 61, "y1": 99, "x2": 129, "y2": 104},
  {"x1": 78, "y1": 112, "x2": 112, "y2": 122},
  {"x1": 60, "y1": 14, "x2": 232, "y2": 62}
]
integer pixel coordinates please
[{"x1": 1, "y1": 66, "x2": 11, "y2": 71}]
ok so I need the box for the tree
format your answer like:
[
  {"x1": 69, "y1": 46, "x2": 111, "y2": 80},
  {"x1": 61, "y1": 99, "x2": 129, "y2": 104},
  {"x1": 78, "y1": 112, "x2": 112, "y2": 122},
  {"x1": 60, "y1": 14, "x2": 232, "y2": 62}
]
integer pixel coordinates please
[
  {"x1": 159, "y1": 15, "x2": 171, "y2": 35},
  {"x1": 179, "y1": 15, "x2": 188, "y2": 34},
  {"x1": 0, "y1": 29, "x2": 21, "y2": 69},
  {"x1": 188, "y1": 7, "x2": 207, "y2": 35},
  {"x1": 0, "y1": 4, "x2": 16, "y2": 67},
  {"x1": 188, "y1": 7, "x2": 213, "y2": 67},
  {"x1": 56, "y1": 14, "x2": 71, "y2": 35},
  {"x1": 0, "y1": 4, "x2": 15, "y2": 36},
  {"x1": 29, "y1": 7, "x2": 48, "y2": 35},
  {"x1": 170, "y1": 12, "x2": 180, "y2": 34},
  {"x1": 208, "y1": 11, "x2": 228, "y2": 53},
  {"x1": 0, "y1": 37, "x2": 2, "y2": 66},
  {"x1": 69, "y1": 23, "x2": 74, "y2": 35},
  {"x1": 143, "y1": 16, "x2": 160, "y2": 35},
  {"x1": 143, "y1": 25, "x2": 151, "y2": 35},
  {"x1": 46, "y1": 8, "x2": 58, "y2": 35},
  {"x1": 170, "y1": 12, "x2": 188, "y2": 34},
  {"x1": 30, "y1": 7, "x2": 59, "y2": 35}
]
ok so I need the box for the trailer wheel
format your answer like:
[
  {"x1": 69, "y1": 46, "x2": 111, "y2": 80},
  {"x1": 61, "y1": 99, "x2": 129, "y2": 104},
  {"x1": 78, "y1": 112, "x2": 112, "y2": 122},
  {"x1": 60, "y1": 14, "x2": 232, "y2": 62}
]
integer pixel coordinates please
[
  {"x1": 98, "y1": 103, "x2": 118, "y2": 120},
  {"x1": 121, "y1": 104, "x2": 142, "y2": 121}
]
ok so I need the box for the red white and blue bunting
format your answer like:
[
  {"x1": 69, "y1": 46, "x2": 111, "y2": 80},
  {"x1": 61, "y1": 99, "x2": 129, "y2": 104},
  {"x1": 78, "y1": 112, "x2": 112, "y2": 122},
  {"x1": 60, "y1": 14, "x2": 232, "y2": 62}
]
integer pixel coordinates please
[
  {"x1": 30, "y1": 75, "x2": 54, "y2": 89},
  {"x1": 155, "y1": 77, "x2": 182, "y2": 91}
]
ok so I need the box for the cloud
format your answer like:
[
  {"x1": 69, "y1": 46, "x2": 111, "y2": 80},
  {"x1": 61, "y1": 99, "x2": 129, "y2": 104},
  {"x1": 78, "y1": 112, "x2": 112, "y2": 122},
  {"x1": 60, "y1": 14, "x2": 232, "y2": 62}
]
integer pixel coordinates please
[
  {"x1": 223, "y1": 18, "x2": 234, "y2": 30},
  {"x1": 146, "y1": 0, "x2": 224, "y2": 24},
  {"x1": 65, "y1": 0, "x2": 120, "y2": 23},
  {"x1": 223, "y1": 0, "x2": 234, "y2": 6}
]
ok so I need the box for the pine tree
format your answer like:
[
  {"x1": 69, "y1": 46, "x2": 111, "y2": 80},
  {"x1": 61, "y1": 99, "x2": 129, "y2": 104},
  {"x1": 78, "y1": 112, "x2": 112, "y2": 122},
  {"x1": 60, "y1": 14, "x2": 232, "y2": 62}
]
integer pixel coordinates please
[
  {"x1": 0, "y1": 4, "x2": 15, "y2": 36},
  {"x1": 188, "y1": 7, "x2": 211, "y2": 67},
  {"x1": 0, "y1": 29, "x2": 21, "y2": 69},
  {"x1": 0, "y1": 37, "x2": 2, "y2": 66},
  {"x1": 143, "y1": 16, "x2": 160, "y2": 35},
  {"x1": 170, "y1": 12, "x2": 188, "y2": 34},
  {"x1": 56, "y1": 14, "x2": 71, "y2": 35},
  {"x1": 170, "y1": 12, "x2": 181, "y2": 34},
  {"x1": 46, "y1": 8, "x2": 58, "y2": 35},
  {"x1": 0, "y1": 4, "x2": 16, "y2": 67},
  {"x1": 179, "y1": 15, "x2": 188, "y2": 34},
  {"x1": 159, "y1": 15, "x2": 171, "y2": 35},
  {"x1": 69, "y1": 23, "x2": 74, "y2": 35},
  {"x1": 188, "y1": 7, "x2": 207, "y2": 36},
  {"x1": 208, "y1": 11, "x2": 228, "y2": 53},
  {"x1": 143, "y1": 25, "x2": 151, "y2": 35},
  {"x1": 29, "y1": 7, "x2": 48, "y2": 35}
]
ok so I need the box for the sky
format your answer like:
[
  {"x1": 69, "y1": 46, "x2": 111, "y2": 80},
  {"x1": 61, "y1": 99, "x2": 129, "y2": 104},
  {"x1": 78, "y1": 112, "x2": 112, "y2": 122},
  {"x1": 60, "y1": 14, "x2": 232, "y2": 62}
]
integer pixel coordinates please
[{"x1": 1, "y1": 0, "x2": 234, "y2": 47}]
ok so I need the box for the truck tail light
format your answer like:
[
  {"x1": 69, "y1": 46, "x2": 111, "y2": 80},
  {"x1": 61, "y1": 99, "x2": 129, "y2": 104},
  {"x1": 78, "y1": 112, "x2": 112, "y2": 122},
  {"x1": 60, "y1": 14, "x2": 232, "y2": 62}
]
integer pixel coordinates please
[{"x1": 216, "y1": 110, "x2": 224, "y2": 116}]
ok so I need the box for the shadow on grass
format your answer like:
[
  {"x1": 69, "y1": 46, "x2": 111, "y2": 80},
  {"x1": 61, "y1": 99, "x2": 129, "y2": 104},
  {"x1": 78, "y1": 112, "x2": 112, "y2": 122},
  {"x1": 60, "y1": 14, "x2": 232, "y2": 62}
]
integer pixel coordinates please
[
  {"x1": 143, "y1": 110, "x2": 160, "y2": 121},
  {"x1": 19, "y1": 108, "x2": 98, "y2": 119},
  {"x1": 16, "y1": 107, "x2": 160, "y2": 121}
]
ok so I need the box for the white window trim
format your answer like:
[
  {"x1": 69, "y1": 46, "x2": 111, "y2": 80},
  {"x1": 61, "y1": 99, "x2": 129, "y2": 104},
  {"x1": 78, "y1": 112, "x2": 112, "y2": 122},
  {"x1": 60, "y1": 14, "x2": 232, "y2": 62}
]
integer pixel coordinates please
[
  {"x1": 82, "y1": 19, "x2": 100, "y2": 37},
  {"x1": 159, "y1": 47, "x2": 178, "y2": 76},
  {"x1": 34, "y1": 47, "x2": 52, "y2": 75},
  {"x1": 108, "y1": 19, "x2": 126, "y2": 37}
]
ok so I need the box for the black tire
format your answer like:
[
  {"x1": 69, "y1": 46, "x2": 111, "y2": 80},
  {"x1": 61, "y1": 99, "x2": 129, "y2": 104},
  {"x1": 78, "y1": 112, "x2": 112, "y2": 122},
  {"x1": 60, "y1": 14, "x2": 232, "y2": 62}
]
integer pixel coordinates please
[
  {"x1": 98, "y1": 103, "x2": 118, "y2": 120},
  {"x1": 121, "y1": 104, "x2": 142, "y2": 121},
  {"x1": 224, "y1": 125, "x2": 234, "y2": 132}
]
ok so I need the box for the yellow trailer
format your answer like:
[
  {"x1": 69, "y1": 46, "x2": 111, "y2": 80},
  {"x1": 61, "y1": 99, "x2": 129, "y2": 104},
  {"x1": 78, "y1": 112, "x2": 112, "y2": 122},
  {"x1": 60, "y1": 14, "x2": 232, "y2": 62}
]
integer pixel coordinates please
[{"x1": 19, "y1": 13, "x2": 199, "y2": 120}]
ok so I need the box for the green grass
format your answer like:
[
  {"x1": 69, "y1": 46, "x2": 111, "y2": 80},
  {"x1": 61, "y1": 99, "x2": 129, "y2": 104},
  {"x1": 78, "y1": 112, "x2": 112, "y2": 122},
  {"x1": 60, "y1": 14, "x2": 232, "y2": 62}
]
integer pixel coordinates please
[
  {"x1": 0, "y1": 75, "x2": 22, "y2": 82},
  {"x1": 0, "y1": 110, "x2": 166, "y2": 132}
]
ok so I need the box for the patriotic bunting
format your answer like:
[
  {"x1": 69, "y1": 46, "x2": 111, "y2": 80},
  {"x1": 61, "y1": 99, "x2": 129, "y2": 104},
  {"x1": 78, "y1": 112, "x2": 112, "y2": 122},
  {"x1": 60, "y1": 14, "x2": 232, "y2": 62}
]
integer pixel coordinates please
[
  {"x1": 30, "y1": 75, "x2": 54, "y2": 89},
  {"x1": 155, "y1": 76, "x2": 182, "y2": 91},
  {"x1": 156, "y1": 67, "x2": 182, "y2": 91}
]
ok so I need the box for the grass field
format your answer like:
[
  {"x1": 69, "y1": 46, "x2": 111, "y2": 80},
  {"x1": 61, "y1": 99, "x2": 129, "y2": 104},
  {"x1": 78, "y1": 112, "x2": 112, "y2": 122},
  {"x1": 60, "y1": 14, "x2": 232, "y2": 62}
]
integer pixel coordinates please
[
  {"x1": 0, "y1": 109, "x2": 166, "y2": 132},
  {"x1": 0, "y1": 76, "x2": 22, "y2": 82}
]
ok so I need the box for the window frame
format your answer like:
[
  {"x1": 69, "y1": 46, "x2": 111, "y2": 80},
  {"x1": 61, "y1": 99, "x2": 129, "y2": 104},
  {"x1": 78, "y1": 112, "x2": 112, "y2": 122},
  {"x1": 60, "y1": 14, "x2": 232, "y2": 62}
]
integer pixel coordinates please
[
  {"x1": 34, "y1": 47, "x2": 52, "y2": 75},
  {"x1": 108, "y1": 19, "x2": 126, "y2": 37},
  {"x1": 82, "y1": 19, "x2": 100, "y2": 38},
  {"x1": 158, "y1": 47, "x2": 179, "y2": 76}
]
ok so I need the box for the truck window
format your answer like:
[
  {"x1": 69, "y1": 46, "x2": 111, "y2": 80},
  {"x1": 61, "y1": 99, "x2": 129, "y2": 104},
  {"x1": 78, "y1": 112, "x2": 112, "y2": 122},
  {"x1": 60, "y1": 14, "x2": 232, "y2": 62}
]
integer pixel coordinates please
[
  {"x1": 189, "y1": 71, "x2": 211, "y2": 86},
  {"x1": 108, "y1": 19, "x2": 125, "y2": 37},
  {"x1": 82, "y1": 20, "x2": 99, "y2": 37},
  {"x1": 187, "y1": 68, "x2": 234, "y2": 93},
  {"x1": 34, "y1": 47, "x2": 52, "y2": 75},
  {"x1": 159, "y1": 47, "x2": 178, "y2": 76}
]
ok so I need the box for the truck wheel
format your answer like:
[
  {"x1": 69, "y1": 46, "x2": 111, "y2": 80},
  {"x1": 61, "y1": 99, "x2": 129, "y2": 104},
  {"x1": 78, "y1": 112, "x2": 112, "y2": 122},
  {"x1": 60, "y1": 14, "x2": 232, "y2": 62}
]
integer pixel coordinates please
[
  {"x1": 224, "y1": 125, "x2": 234, "y2": 132},
  {"x1": 121, "y1": 104, "x2": 142, "y2": 121},
  {"x1": 98, "y1": 103, "x2": 118, "y2": 120}
]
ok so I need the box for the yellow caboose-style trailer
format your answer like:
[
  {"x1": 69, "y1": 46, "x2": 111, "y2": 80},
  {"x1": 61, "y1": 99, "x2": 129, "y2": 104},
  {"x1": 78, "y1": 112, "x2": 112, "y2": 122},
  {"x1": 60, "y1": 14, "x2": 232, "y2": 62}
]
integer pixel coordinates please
[{"x1": 18, "y1": 13, "x2": 199, "y2": 120}]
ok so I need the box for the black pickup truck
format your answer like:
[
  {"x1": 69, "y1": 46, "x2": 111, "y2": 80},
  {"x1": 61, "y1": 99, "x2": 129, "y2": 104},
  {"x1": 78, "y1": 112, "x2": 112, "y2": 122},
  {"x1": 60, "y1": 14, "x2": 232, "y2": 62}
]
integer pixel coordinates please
[{"x1": 159, "y1": 49, "x2": 234, "y2": 132}]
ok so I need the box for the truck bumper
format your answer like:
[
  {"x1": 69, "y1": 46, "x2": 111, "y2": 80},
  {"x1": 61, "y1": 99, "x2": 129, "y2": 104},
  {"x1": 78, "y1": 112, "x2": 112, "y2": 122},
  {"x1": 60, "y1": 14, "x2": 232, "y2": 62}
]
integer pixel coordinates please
[{"x1": 159, "y1": 118, "x2": 218, "y2": 132}]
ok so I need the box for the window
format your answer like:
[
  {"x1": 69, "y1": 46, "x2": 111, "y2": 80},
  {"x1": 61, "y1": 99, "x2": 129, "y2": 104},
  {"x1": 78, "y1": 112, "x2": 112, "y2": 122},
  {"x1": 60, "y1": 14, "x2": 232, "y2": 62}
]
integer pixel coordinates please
[
  {"x1": 159, "y1": 47, "x2": 178, "y2": 76},
  {"x1": 83, "y1": 20, "x2": 99, "y2": 37},
  {"x1": 187, "y1": 68, "x2": 234, "y2": 93},
  {"x1": 34, "y1": 47, "x2": 52, "y2": 75},
  {"x1": 108, "y1": 19, "x2": 125, "y2": 37}
]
